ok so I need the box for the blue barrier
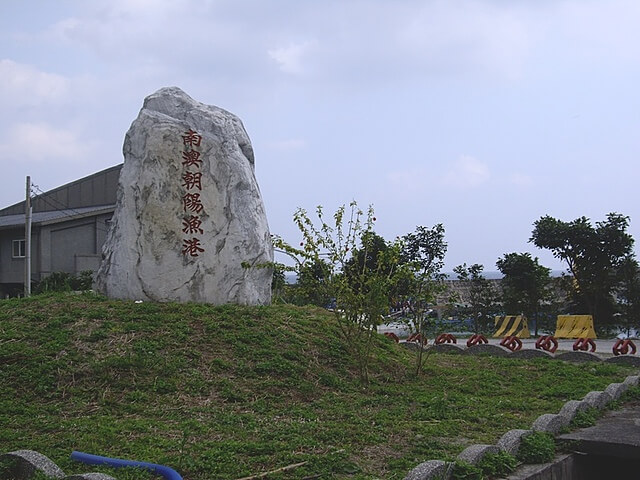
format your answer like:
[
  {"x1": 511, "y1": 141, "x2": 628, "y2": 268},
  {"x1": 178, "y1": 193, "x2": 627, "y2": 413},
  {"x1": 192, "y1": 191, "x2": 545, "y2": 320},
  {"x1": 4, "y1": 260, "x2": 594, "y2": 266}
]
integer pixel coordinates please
[{"x1": 70, "y1": 451, "x2": 182, "y2": 480}]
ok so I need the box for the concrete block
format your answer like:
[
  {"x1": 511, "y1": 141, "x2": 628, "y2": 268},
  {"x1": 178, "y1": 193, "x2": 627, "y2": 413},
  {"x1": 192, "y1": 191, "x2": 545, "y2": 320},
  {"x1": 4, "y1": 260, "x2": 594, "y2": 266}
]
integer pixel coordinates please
[
  {"x1": 623, "y1": 374, "x2": 640, "y2": 387},
  {"x1": 604, "y1": 382, "x2": 628, "y2": 401},
  {"x1": 511, "y1": 349, "x2": 554, "y2": 359},
  {"x1": 532, "y1": 413, "x2": 569, "y2": 435},
  {"x1": 496, "y1": 429, "x2": 532, "y2": 455},
  {"x1": 403, "y1": 460, "x2": 449, "y2": 480},
  {"x1": 606, "y1": 356, "x2": 640, "y2": 367},
  {"x1": 64, "y1": 475, "x2": 118, "y2": 480},
  {"x1": 558, "y1": 400, "x2": 591, "y2": 424},
  {"x1": 429, "y1": 343, "x2": 465, "y2": 355},
  {"x1": 0, "y1": 450, "x2": 65, "y2": 479},
  {"x1": 582, "y1": 390, "x2": 613, "y2": 410},
  {"x1": 456, "y1": 444, "x2": 499, "y2": 465},
  {"x1": 554, "y1": 351, "x2": 602, "y2": 363},
  {"x1": 464, "y1": 344, "x2": 512, "y2": 357}
]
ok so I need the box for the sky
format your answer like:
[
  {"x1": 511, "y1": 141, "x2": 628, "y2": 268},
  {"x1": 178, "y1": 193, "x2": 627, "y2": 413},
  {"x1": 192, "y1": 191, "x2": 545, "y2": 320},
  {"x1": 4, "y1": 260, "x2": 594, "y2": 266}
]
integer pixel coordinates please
[{"x1": 1, "y1": 0, "x2": 638, "y2": 272}]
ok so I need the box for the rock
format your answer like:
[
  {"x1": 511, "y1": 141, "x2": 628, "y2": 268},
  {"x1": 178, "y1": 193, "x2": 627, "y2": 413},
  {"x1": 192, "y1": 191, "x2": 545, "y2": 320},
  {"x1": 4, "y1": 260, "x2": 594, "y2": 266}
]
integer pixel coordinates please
[{"x1": 96, "y1": 87, "x2": 273, "y2": 305}]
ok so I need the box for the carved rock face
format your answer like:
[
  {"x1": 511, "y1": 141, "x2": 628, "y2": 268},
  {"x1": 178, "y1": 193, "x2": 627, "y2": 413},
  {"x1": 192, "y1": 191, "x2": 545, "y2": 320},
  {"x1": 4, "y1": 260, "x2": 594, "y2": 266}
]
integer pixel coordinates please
[{"x1": 96, "y1": 87, "x2": 273, "y2": 305}]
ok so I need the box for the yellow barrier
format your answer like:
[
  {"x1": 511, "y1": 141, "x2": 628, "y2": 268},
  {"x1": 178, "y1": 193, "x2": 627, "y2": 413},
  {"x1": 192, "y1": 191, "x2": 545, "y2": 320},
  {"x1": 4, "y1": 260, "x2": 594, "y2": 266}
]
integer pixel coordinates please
[
  {"x1": 554, "y1": 315, "x2": 597, "y2": 339},
  {"x1": 493, "y1": 315, "x2": 530, "y2": 338}
]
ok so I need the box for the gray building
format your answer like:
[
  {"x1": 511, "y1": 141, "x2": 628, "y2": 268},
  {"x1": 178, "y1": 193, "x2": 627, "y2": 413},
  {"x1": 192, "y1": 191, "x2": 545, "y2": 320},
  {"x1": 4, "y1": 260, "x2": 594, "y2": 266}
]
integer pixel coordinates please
[{"x1": 0, "y1": 165, "x2": 122, "y2": 297}]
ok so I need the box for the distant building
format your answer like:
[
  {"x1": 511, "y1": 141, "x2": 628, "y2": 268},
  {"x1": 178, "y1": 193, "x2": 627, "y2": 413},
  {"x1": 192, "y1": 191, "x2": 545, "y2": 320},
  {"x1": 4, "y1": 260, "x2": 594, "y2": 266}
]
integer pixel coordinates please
[{"x1": 0, "y1": 165, "x2": 122, "y2": 297}]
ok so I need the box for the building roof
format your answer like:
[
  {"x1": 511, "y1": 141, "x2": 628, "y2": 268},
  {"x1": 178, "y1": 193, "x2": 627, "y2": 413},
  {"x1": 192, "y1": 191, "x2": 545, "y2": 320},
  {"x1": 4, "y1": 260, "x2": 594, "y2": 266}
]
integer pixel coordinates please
[
  {"x1": 0, "y1": 204, "x2": 115, "y2": 229},
  {"x1": 0, "y1": 164, "x2": 122, "y2": 216}
]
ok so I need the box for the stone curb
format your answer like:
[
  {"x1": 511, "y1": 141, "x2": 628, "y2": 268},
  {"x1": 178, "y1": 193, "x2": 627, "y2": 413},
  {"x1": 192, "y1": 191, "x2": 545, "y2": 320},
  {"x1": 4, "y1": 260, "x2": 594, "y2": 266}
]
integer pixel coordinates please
[
  {"x1": 456, "y1": 444, "x2": 499, "y2": 464},
  {"x1": 429, "y1": 343, "x2": 465, "y2": 354},
  {"x1": 0, "y1": 450, "x2": 116, "y2": 480},
  {"x1": 464, "y1": 343, "x2": 512, "y2": 357},
  {"x1": 606, "y1": 355, "x2": 640, "y2": 366},
  {"x1": 65, "y1": 475, "x2": 117, "y2": 480},
  {"x1": 604, "y1": 382, "x2": 628, "y2": 401},
  {"x1": 400, "y1": 371, "x2": 640, "y2": 479},
  {"x1": 582, "y1": 390, "x2": 613, "y2": 410},
  {"x1": 532, "y1": 413, "x2": 569, "y2": 435},
  {"x1": 0, "y1": 450, "x2": 65, "y2": 479},
  {"x1": 496, "y1": 429, "x2": 532, "y2": 455},
  {"x1": 404, "y1": 460, "x2": 450, "y2": 480},
  {"x1": 557, "y1": 399, "x2": 590, "y2": 423},
  {"x1": 554, "y1": 351, "x2": 602, "y2": 363},
  {"x1": 510, "y1": 349, "x2": 554, "y2": 359},
  {"x1": 420, "y1": 340, "x2": 640, "y2": 366}
]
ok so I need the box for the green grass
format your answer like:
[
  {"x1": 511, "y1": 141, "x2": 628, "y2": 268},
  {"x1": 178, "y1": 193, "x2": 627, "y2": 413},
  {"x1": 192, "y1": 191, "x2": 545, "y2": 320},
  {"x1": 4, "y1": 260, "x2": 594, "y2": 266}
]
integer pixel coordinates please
[{"x1": 0, "y1": 292, "x2": 637, "y2": 479}]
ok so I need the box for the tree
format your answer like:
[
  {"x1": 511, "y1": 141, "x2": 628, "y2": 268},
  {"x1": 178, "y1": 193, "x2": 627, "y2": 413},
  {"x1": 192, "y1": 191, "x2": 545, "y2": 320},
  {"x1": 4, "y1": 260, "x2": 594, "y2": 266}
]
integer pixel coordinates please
[
  {"x1": 271, "y1": 263, "x2": 287, "y2": 303},
  {"x1": 530, "y1": 213, "x2": 635, "y2": 327},
  {"x1": 496, "y1": 252, "x2": 552, "y2": 336},
  {"x1": 616, "y1": 256, "x2": 640, "y2": 337},
  {"x1": 397, "y1": 224, "x2": 448, "y2": 374},
  {"x1": 296, "y1": 257, "x2": 333, "y2": 307},
  {"x1": 452, "y1": 263, "x2": 499, "y2": 334},
  {"x1": 274, "y1": 202, "x2": 401, "y2": 383}
]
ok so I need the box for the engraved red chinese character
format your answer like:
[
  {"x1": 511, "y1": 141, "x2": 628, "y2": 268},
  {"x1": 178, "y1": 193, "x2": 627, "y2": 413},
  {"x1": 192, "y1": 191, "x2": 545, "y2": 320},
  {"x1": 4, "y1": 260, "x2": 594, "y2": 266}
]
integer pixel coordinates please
[
  {"x1": 182, "y1": 193, "x2": 204, "y2": 214},
  {"x1": 182, "y1": 171, "x2": 202, "y2": 191},
  {"x1": 182, "y1": 129, "x2": 202, "y2": 147},
  {"x1": 182, "y1": 237, "x2": 205, "y2": 257},
  {"x1": 182, "y1": 215, "x2": 204, "y2": 235},
  {"x1": 181, "y1": 150, "x2": 202, "y2": 168}
]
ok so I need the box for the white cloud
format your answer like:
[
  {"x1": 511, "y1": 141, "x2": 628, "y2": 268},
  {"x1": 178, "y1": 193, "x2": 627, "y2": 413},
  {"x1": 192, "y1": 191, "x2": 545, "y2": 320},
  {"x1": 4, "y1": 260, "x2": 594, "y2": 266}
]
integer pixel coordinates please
[
  {"x1": 0, "y1": 122, "x2": 95, "y2": 164},
  {"x1": 0, "y1": 59, "x2": 69, "y2": 106},
  {"x1": 442, "y1": 155, "x2": 490, "y2": 188},
  {"x1": 268, "y1": 41, "x2": 313, "y2": 75}
]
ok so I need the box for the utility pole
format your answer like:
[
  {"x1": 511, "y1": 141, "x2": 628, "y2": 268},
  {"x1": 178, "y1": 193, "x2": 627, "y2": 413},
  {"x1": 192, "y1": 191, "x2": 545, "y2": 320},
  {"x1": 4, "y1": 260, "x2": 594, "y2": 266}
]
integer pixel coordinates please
[{"x1": 25, "y1": 176, "x2": 32, "y2": 297}]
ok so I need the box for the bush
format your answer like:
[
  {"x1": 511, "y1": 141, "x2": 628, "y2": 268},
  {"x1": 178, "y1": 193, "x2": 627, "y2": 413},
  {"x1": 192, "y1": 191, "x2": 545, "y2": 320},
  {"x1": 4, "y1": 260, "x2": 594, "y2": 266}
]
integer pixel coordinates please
[
  {"x1": 477, "y1": 451, "x2": 518, "y2": 477},
  {"x1": 451, "y1": 461, "x2": 483, "y2": 480},
  {"x1": 517, "y1": 432, "x2": 555, "y2": 464},
  {"x1": 34, "y1": 270, "x2": 93, "y2": 294}
]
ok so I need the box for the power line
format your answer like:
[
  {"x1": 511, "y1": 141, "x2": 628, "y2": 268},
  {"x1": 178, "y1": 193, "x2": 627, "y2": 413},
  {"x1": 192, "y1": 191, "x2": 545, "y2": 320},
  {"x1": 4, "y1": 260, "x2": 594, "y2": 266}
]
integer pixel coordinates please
[{"x1": 29, "y1": 183, "x2": 113, "y2": 236}]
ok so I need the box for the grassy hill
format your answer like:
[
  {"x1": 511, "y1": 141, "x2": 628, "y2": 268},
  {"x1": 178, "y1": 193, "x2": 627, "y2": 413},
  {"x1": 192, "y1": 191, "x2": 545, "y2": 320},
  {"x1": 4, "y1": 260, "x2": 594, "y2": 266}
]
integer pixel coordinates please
[{"x1": 0, "y1": 292, "x2": 637, "y2": 479}]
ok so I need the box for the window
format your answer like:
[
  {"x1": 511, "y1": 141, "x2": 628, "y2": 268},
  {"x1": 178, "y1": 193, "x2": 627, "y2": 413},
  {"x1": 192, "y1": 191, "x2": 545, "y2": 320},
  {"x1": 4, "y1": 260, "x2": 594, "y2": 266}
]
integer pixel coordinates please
[{"x1": 12, "y1": 239, "x2": 26, "y2": 258}]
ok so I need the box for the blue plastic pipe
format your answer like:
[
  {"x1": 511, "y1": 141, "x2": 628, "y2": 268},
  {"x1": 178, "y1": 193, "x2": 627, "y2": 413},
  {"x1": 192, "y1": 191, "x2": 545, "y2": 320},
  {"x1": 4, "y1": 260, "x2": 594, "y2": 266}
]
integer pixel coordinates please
[{"x1": 70, "y1": 451, "x2": 182, "y2": 480}]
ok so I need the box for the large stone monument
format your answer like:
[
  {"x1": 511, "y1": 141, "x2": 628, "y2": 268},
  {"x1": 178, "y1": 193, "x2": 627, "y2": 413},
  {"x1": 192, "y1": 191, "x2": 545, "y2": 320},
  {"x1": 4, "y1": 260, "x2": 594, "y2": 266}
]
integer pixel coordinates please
[{"x1": 96, "y1": 87, "x2": 273, "y2": 304}]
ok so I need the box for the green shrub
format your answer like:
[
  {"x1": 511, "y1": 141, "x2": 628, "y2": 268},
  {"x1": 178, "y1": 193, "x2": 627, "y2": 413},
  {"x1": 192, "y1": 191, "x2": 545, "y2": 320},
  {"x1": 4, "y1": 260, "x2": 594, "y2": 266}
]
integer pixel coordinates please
[
  {"x1": 517, "y1": 431, "x2": 555, "y2": 464},
  {"x1": 34, "y1": 270, "x2": 93, "y2": 294},
  {"x1": 570, "y1": 407, "x2": 598, "y2": 428},
  {"x1": 451, "y1": 460, "x2": 483, "y2": 480},
  {"x1": 477, "y1": 451, "x2": 518, "y2": 477}
]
